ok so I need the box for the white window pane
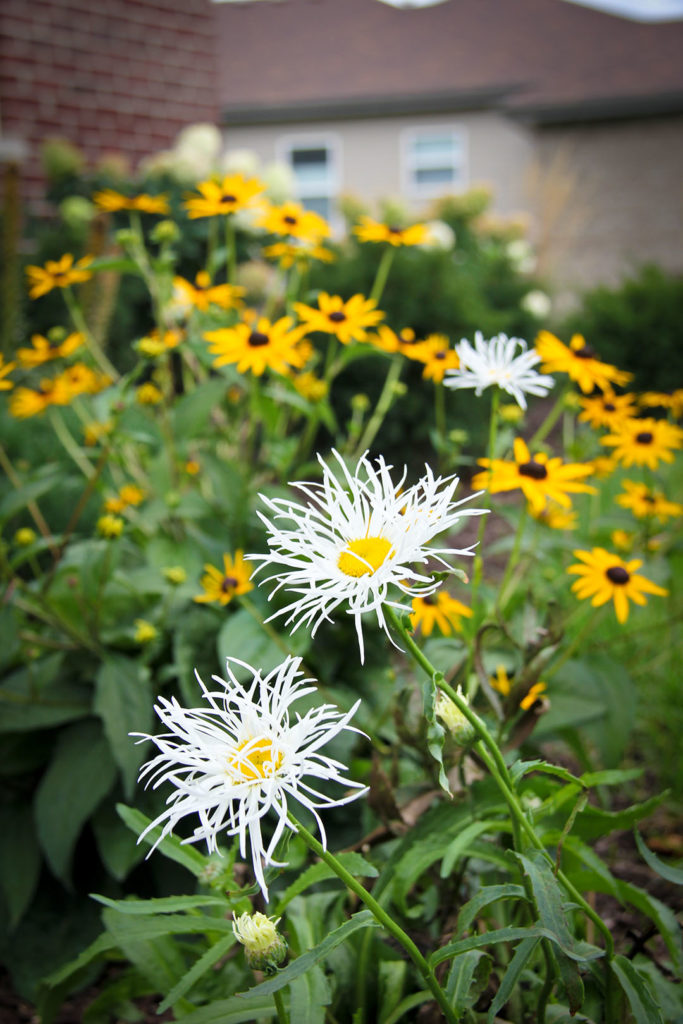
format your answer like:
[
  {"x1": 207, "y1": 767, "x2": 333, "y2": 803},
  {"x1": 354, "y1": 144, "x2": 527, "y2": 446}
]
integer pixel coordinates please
[
  {"x1": 412, "y1": 135, "x2": 456, "y2": 161},
  {"x1": 301, "y1": 195, "x2": 331, "y2": 219},
  {"x1": 414, "y1": 166, "x2": 457, "y2": 185}
]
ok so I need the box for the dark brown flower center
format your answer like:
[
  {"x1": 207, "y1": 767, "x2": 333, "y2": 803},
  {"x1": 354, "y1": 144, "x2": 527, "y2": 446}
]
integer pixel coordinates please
[
  {"x1": 223, "y1": 194, "x2": 237, "y2": 203},
  {"x1": 518, "y1": 459, "x2": 548, "y2": 480},
  {"x1": 435, "y1": 351, "x2": 446, "y2": 360},
  {"x1": 636, "y1": 431, "x2": 654, "y2": 444},
  {"x1": 221, "y1": 575, "x2": 238, "y2": 592},
  {"x1": 422, "y1": 594, "x2": 436, "y2": 606},
  {"x1": 248, "y1": 331, "x2": 270, "y2": 347},
  {"x1": 603, "y1": 402, "x2": 616, "y2": 412},
  {"x1": 606, "y1": 566, "x2": 630, "y2": 585},
  {"x1": 283, "y1": 215, "x2": 298, "y2": 225},
  {"x1": 328, "y1": 311, "x2": 347, "y2": 323},
  {"x1": 643, "y1": 494, "x2": 657, "y2": 504},
  {"x1": 388, "y1": 225, "x2": 403, "y2": 234},
  {"x1": 573, "y1": 344, "x2": 597, "y2": 359}
]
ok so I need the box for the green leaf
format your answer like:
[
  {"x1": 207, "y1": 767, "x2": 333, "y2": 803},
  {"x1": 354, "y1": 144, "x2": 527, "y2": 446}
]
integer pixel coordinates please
[
  {"x1": 35, "y1": 719, "x2": 117, "y2": 882},
  {"x1": 445, "y1": 949, "x2": 489, "y2": 1014},
  {"x1": 381, "y1": 991, "x2": 433, "y2": 1024},
  {"x1": 511, "y1": 759, "x2": 583, "y2": 787},
  {"x1": 116, "y1": 803, "x2": 209, "y2": 878},
  {"x1": 487, "y1": 937, "x2": 540, "y2": 1023},
  {"x1": 177, "y1": 912, "x2": 380, "y2": 1024},
  {"x1": 634, "y1": 829, "x2": 683, "y2": 885},
  {"x1": 91, "y1": 893, "x2": 230, "y2": 915},
  {"x1": 158, "y1": 933, "x2": 236, "y2": 1013},
  {"x1": 0, "y1": 468, "x2": 62, "y2": 521},
  {"x1": 0, "y1": 662, "x2": 90, "y2": 733},
  {"x1": 611, "y1": 955, "x2": 666, "y2": 1024},
  {"x1": 91, "y1": 801, "x2": 147, "y2": 882},
  {"x1": 0, "y1": 803, "x2": 41, "y2": 929},
  {"x1": 94, "y1": 654, "x2": 153, "y2": 800},
  {"x1": 423, "y1": 674, "x2": 451, "y2": 796},
  {"x1": 455, "y1": 883, "x2": 528, "y2": 937},
  {"x1": 171, "y1": 379, "x2": 229, "y2": 437},
  {"x1": 432, "y1": 926, "x2": 546, "y2": 967},
  {"x1": 616, "y1": 879, "x2": 683, "y2": 973},
  {"x1": 97, "y1": 909, "x2": 234, "y2": 940},
  {"x1": 275, "y1": 852, "x2": 378, "y2": 914},
  {"x1": 216, "y1": 609, "x2": 286, "y2": 682},
  {"x1": 101, "y1": 907, "x2": 187, "y2": 995},
  {"x1": 286, "y1": 897, "x2": 332, "y2": 1024},
  {"x1": 516, "y1": 851, "x2": 601, "y2": 962},
  {"x1": 440, "y1": 820, "x2": 513, "y2": 877},
  {"x1": 572, "y1": 792, "x2": 667, "y2": 842}
]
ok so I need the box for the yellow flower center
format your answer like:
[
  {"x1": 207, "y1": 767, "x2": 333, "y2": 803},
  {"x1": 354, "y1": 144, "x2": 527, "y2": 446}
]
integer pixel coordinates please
[
  {"x1": 337, "y1": 536, "x2": 394, "y2": 577},
  {"x1": 232, "y1": 737, "x2": 283, "y2": 781}
]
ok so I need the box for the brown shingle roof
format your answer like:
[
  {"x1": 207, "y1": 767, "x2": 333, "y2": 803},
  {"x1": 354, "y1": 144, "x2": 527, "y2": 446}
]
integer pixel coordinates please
[{"x1": 215, "y1": 0, "x2": 683, "y2": 122}]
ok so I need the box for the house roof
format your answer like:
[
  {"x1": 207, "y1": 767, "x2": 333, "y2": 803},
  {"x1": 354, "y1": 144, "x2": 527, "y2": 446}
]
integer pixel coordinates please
[{"x1": 215, "y1": 0, "x2": 683, "y2": 124}]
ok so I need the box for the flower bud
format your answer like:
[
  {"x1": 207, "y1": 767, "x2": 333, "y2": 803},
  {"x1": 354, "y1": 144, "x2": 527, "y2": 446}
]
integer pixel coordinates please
[
  {"x1": 150, "y1": 219, "x2": 180, "y2": 246},
  {"x1": 14, "y1": 527, "x2": 37, "y2": 546},
  {"x1": 162, "y1": 565, "x2": 187, "y2": 585},
  {"x1": 233, "y1": 912, "x2": 287, "y2": 972},
  {"x1": 436, "y1": 689, "x2": 476, "y2": 746}
]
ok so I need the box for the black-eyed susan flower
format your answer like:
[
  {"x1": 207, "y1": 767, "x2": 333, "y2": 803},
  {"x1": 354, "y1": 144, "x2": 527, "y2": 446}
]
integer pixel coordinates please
[
  {"x1": 204, "y1": 315, "x2": 306, "y2": 377},
  {"x1": 0, "y1": 354, "x2": 16, "y2": 391},
  {"x1": 535, "y1": 330, "x2": 632, "y2": 395},
  {"x1": 601, "y1": 417, "x2": 683, "y2": 470},
  {"x1": 472, "y1": 438, "x2": 595, "y2": 514},
  {"x1": 611, "y1": 529, "x2": 634, "y2": 552},
  {"x1": 490, "y1": 666, "x2": 548, "y2": 710},
  {"x1": 93, "y1": 189, "x2": 170, "y2": 215},
  {"x1": 293, "y1": 293, "x2": 384, "y2": 345},
  {"x1": 25, "y1": 253, "x2": 94, "y2": 299},
  {"x1": 56, "y1": 362, "x2": 110, "y2": 397},
  {"x1": 172, "y1": 271, "x2": 245, "y2": 313},
  {"x1": 263, "y1": 239, "x2": 334, "y2": 268},
  {"x1": 257, "y1": 200, "x2": 330, "y2": 243},
  {"x1": 104, "y1": 484, "x2": 146, "y2": 514},
  {"x1": 568, "y1": 547, "x2": 668, "y2": 623},
  {"x1": 294, "y1": 371, "x2": 329, "y2": 403},
  {"x1": 445, "y1": 332, "x2": 553, "y2": 409},
  {"x1": 577, "y1": 389, "x2": 638, "y2": 430},
  {"x1": 9, "y1": 378, "x2": 72, "y2": 418},
  {"x1": 97, "y1": 514, "x2": 124, "y2": 538},
  {"x1": 184, "y1": 174, "x2": 264, "y2": 219},
  {"x1": 367, "y1": 325, "x2": 424, "y2": 358},
  {"x1": 410, "y1": 591, "x2": 473, "y2": 636},
  {"x1": 354, "y1": 216, "x2": 429, "y2": 247},
  {"x1": 639, "y1": 389, "x2": 683, "y2": 419},
  {"x1": 531, "y1": 503, "x2": 578, "y2": 530},
  {"x1": 132, "y1": 655, "x2": 366, "y2": 900},
  {"x1": 137, "y1": 328, "x2": 183, "y2": 358},
  {"x1": 415, "y1": 334, "x2": 461, "y2": 383},
  {"x1": 249, "y1": 450, "x2": 488, "y2": 663},
  {"x1": 520, "y1": 681, "x2": 548, "y2": 711},
  {"x1": 17, "y1": 331, "x2": 84, "y2": 368},
  {"x1": 616, "y1": 481, "x2": 683, "y2": 522},
  {"x1": 83, "y1": 420, "x2": 113, "y2": 446},
  {"x1": 194, "y1": 551, "x2": 254, "y2": 606}
]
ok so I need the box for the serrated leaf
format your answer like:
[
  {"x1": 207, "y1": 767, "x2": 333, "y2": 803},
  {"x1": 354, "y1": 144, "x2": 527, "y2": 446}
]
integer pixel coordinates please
[
  {"x1": 446, "y1": 949, "x2": 488, "y2": 1013},
  {"x1": 35, "y1": 719, "x2": 117, "y2": 882},
  {"x1": 611, "y1": 955, "x2": 666, "y2": 1024},
  {"x1": 455, "y1": 883, "x2": 528, "y2": 937},
  {"x1": 116, "y1": 803, "x2": 209, "y2": 877},
  {"x1": 516, "y1": 851, "x2": 600, "y2": 962},
  {"x1": 161, "y1": 994, "x2": 277, "y2": 1024},
  {"x1": 158, "y1": 933, "x2": 236, "y2": 1013},
  {"x1": 275, "y1": 852, "x2": 378, "y2": 914},
  {"x1": 94, "y1": 654, "x2": 153, "y2": 799},
  {"x1": 487, "y1": 936, "x2": 540, "y2": 1022},
  {"x1": 634, "y1": 829, "x2": 683, "y2": 885},
  {"x1": 511, "y1": 759, "x2": 583, "y2": 787}
]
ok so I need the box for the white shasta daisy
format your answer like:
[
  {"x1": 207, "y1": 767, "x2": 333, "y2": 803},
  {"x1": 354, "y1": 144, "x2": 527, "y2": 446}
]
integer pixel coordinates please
[
  {"x1": 132, "y1": 655, "x2": 366, "y2": 900},
  {"x1": 249, "y1": 450, "x2": 488, "y2": 662},
  {"x1": 444, "y1": 331, "x2": 554, "y2": 409}
]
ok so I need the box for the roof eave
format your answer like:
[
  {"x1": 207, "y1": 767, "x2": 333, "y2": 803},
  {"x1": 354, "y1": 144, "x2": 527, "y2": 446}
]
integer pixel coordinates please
[{"x1": 511, "y1": 90, "x2": 683, "y2": 124}]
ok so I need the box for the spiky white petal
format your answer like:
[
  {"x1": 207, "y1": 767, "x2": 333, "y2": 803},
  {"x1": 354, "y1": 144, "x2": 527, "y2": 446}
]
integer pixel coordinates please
[
  {"x1": 248, "y1": 450, "x2": 488, "y2": 662},
  {"x1": 131, "y1": 655, "x2": 366, "y2": 900},
  {"x1": 444, "y1": 331, "x2": 555, "y2": 409}
]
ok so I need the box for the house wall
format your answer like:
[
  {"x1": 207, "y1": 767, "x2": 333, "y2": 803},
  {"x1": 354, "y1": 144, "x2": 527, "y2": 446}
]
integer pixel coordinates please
[
  {"x1": 528, "y1": 115, "x2": 683, "y2": 304},
  {"x1": 0, "y1": 0, "x2": 219, "y2": 207},
  {"x1": 224, "y1": 110, "x2": 536, "y2": 220}
]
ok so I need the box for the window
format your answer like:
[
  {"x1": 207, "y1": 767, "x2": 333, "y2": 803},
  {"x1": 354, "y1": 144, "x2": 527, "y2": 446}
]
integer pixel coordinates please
[
  {"x1": 402, "y1": 128, "x2": 467, "y2": 199},
  {"x1": 277, "y1": 135, "x2": 341, "y2": 225}
]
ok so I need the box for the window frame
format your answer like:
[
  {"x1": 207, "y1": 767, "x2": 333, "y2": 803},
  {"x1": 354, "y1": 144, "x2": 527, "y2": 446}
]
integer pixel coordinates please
[
  {"x1": 275, "y1": 132, "x2": 342, "y2": 226},
  {"x1": 401, "y1": 125, "x2": 468, "y2": 200}
]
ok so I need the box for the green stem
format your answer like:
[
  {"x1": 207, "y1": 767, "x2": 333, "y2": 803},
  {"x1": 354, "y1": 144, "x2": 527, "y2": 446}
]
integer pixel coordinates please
[
  {"x1": 352, "y1": 356, "x2": 402, "y2": 457},
  {"x1": 434, "y1": 382, "x2": 446, "y2": 460},
  {"x1": 369, "y1": 246, "x2": 395, "y2": 305},
  {"x1": 470, "y1": 389, "x2": 500, "y2": 610},
  {"x1": 290, "y1": 814, "x2": 458, "y2": 1024},
  {"x1": 63, "y1": 288, "x2": 119, "y2": 380},
  {"x1": 49, "y1": 408, "x2": 96, "y2": 479},
  {"x1": 225, "y1": 215, "x2": 236, "y2": 285},
  {"x1": 272, "y1": 988, "x2": 289, "y2": 1024},
  {"x1": 385, "y1": 604, "x2": 615, "y2": 959},
  {"x1": 496, "y1": 503, "x2": 529, "y2": 612},
  {"x1": 543, "y1": 605, "x2": 604, "y2": 681},
  {"x1": 0, "y1": 442, "x2": 57, "y2": 555},
  {"x1": 529, "y1": 382, "x2": 570, "y2": 448}
]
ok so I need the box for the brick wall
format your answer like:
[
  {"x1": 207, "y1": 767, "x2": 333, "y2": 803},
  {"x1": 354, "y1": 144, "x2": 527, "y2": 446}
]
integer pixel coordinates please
[{"x1": 0, "y1": 0, "x2": 219, "y2": 207}]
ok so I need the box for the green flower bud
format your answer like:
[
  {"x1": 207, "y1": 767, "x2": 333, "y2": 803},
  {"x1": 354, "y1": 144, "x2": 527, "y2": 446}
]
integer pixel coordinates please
[
  {"x1": 436, "y1": 689, "x2": 477, "y2": 747},
  {"x1": 233, "y1": 912, "x2": 287, "y2": 972},
  {"x1": 150, "y1": 219, "x2": 180, "y2": 245}
]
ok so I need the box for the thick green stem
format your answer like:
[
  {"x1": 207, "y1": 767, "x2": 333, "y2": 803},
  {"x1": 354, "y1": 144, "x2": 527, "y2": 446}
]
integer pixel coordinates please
[
  {"x1": 352, "y1": 356, "x2": 402, "y2": 457},
  {"x1": 470, "y1": 389, "x2": 500, "y2": 610},
  {"x1": 290, "y1": 815, "x2": 458, "y2": 1024},
  {"x1": 369, "y1": 246, "x2": 395, "y2": 305}
]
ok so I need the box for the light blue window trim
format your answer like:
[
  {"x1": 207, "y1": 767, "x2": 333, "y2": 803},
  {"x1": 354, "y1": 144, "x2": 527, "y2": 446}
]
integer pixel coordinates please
[{"x1": 401, "y1": 126, "x2": 468, "y2": 199}]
